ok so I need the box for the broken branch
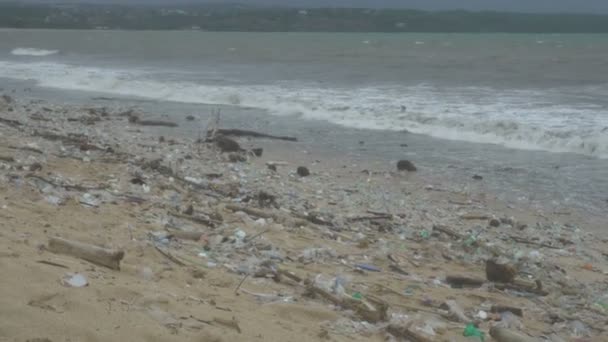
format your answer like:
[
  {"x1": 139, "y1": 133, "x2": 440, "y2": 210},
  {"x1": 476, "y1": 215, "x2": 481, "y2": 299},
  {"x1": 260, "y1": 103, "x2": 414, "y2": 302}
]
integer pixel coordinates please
[
  {"x1": 48, "y1": 237, "x2": 124, "y2": 270},
  {"x1": 215, "y1": 128, "x2": 297, "y2": 142}
]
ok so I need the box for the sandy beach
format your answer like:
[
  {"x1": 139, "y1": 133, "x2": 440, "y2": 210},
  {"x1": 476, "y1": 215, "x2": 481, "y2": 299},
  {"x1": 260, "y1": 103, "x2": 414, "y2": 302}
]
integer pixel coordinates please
[{"x1": 1, "y1": 94, "x2": 607, "y2": 342}]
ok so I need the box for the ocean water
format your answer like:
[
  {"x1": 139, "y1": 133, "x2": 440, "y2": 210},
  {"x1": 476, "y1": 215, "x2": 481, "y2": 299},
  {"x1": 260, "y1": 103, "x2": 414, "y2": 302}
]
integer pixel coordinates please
[{"x1": 0, "y1": 29, "x2": 607, "y2": 217}]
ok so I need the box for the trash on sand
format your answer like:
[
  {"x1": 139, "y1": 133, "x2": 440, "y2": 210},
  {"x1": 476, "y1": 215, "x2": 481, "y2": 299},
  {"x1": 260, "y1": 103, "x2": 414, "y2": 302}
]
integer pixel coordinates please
[
  {"x1": 62, "y1": 273, "x2": 88, "y2": 287},
  {"x1": 463, "y1": 323, "x2": 485, "y2": 341},
  {"x1": 354, "y1": 263, "x2": 381, "y2": 272}
]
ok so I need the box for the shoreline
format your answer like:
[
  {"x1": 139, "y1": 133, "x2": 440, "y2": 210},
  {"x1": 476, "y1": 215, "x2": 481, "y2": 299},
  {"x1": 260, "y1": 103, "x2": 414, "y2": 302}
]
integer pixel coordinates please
[
  {"x1": 1, "y1": 94, "x2": 607, "y2": 340},
  {"x1": 4, "y1": 76, "x2": 606, "y2": 224}
]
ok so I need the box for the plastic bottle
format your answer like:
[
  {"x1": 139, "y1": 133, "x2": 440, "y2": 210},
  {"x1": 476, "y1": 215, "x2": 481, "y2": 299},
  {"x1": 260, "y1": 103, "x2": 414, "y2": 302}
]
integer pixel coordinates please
[{"x1": 463, "y1": 323, "x2": 485, "y2": 342}]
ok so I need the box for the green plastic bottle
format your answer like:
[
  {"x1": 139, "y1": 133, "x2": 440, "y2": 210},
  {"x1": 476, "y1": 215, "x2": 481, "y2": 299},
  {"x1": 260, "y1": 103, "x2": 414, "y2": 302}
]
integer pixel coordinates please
[{"x1": 463, "y1": 323, "x2": 485, "y2": 341}]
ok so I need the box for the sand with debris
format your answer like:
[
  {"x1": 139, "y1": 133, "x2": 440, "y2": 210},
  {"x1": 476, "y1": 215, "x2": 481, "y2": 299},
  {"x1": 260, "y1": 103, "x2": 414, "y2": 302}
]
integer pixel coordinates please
[{"x1": 0, "y1": 95, "x2": 607, "y2": 342}]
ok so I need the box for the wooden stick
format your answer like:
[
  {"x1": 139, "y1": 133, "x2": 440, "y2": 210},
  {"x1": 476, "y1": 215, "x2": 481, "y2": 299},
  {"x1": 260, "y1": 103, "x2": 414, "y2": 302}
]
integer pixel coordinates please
[
  {"x1": 135, "y1": 120, "x2": 178, "y2": 127},
  {"x1": 36, "y1": 260, "x2": 69, "y2": 269},
  {"x1": 48, "y1": 237, "x2": 124, "y2": 270},
  {"x1": 460, "y1": 214, "x2": 490, "y2": 220},
  {"x1": 234, "y1": 274, "x2": 249, "y2": 294},
  {"x1": 225, "y1": 204, "x2": 310, "y2": 227},
  {"x1": 7, "y1": 145, "x2": 43, "y2": 154},
  {"x1": 225, "y1": 204, "x2": 275, "y2": 219},
  {"x1": 169, "y1": 211, "x2": 217, "y2": 227},
  {"x1": 509, "y1": 235, "x2": 561, "y2": 249},
  {"x1": 213, "y1": 317, "x2": 241, "y2": 334},
  {"x1": 216, "y1": 128, "x2": 297, "y2": 142},
  {"x1": 433, "y1": 225, "x2": 463, "y2": 239},
  {"x1": 347, "y1": 215, "x2": 392, "y2": 222},
  {"x1": 153, "y1": 245, "x2": 186, "y2": 266},
  {"x1": 0, "y1": 117, "x2": 23, "y2": 128},
  {"x1": 244, "y1": 229, "x2": 270, "y2": 243},
  {"x1": 494, "y1": 279, "x2": 548, "y2": 296},
  {"x1": 26, "y1": 174, "x2": 109, "y2": 191},
  {"x1": 168, "y1": 230, "x2": 205, "y2": 241},
  {"x1": 491, "y1": 305, "x2": 523, "y2": 317}
]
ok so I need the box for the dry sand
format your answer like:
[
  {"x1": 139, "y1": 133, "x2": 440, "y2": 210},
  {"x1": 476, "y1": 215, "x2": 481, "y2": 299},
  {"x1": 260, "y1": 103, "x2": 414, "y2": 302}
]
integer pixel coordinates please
[{"x1": 0, "y1": 95, "x2": 607, "y2": 342}]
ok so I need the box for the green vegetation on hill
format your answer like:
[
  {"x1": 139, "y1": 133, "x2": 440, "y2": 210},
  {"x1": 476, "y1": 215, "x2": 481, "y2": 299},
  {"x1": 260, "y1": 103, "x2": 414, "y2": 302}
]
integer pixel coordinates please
[{"x1": 1, "y1": 3, "x2": 608, "y2": 32}]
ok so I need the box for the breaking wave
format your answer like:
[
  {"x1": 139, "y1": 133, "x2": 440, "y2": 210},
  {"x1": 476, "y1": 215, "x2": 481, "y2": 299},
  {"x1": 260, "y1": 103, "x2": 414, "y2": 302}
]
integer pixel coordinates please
[
  {"x1": 11, "y1": 48, "x2": 59, "y2": 56},
  {"x1": 0, "y1": 60, "x2": 606, "y2": 158}
]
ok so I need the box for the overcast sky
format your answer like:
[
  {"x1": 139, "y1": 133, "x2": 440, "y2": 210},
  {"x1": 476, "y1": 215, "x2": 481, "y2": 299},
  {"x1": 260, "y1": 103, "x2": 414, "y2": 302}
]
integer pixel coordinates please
[{"x1": 6, "y1": 0, "x2": 608, "y2": 14}]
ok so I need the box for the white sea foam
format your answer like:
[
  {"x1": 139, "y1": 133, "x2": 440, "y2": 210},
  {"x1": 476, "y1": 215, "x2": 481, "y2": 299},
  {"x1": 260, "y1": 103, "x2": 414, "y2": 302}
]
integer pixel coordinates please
[
  {"x1": 11, "y1": 48, "x2": 59, "y2": 57},
  {"x1": 0, "y1": 60, "x2": 606, "y2": 158}
]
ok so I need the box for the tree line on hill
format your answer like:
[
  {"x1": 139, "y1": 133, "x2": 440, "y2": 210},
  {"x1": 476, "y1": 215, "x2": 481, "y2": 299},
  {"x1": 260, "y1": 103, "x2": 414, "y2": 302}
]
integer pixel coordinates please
[{"x1": 1, "y1": 3, "x2": 607, "y2": 32}]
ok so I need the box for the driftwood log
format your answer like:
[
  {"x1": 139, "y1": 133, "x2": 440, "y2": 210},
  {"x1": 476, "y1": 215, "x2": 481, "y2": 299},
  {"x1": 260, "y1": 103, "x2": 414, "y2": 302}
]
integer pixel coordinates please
[
  {"x1": 216, "y1": 128, "x2": 297, "y2": 142},
  {"x1": 0, "y1": 155, "x2": 15, "y2": 162},
  {"x1": 387, "y1": 323, "x2": 434, "y2": 342},
  {"x1": 0, "y1": 117, "x2": 22, "y2": 128},
  {"x1": 491, "y1": 305, "x2": 523, "y2": 317},
  {"x1": 168, "y1": 230, "x2": 205, "y2": 241},
  {"x1": 306, "y1": 285, "x2": 388, "y2": 323},
  {"x1": 490, "y1": 327, "x2": 538, "y2": 342},
  {"x1": 433, "y1": 224, "x2": 463, "y2": 239},
  {"x1": 8, "y1": 145, "x2": 44, "y2": 154},
  {"x1": 445, "y1": 275, "x2": 485, "y2": 288},
  {"x1": 136, "y1": 120, "x2": 178, "y2": 127},
  {"x1": 225, "y1": 204, "x2": 310, "y2": 227},
  {"x1": 48, "y1": 237, "x2": 124, "y2": 270}
]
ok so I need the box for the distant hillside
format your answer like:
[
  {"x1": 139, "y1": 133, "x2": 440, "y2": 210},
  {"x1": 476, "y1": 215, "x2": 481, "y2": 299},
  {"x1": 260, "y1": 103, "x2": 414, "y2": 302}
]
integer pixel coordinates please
[
  {"x1": 1, "y1": 3, "x2": 608, "y2": 32},
  {"x1": 4, "y1": 0, "x2": 608, "y2": 14}
]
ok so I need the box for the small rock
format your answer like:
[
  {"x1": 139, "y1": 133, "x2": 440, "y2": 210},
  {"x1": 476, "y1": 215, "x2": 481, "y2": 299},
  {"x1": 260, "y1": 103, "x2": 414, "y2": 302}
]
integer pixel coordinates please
[
  {"x1": 359, "y1": 141, "x2": 365, "y2": 145},
  {"x1": 400, "y1": 143, "x2": 408, "y2": 147},
  {"x1": 489, "y1": 218, "x2": 501, "y2": 227},
  {"x1": 130, "y1": 177, "x2": 146, "y2": 185},
  {"x1": 500, "y1": 217, "x2": 515, "y2": 226},
  {"x1": 215, "y1": 135, "x2": 241, "y2": 153},
  {"x1": 183, "y1": 204, "x2": 194, "y2": 215},
  {"x1": 256, "y1": 191, "x2": 277, "y2": 208},
  {"x1": 186, "y1": 115, "x2": 195, "y2": 121},
  {"x1": 396, "y1": 160, "x2": 417, "y2": 172},
  {"x1": 251, "y1": 148, "x2": 263, "y2": 157},
  {"x1": 190, "y1": 268, "x2": 206, "y2": 279},
  {"x1": 486, "y1": 259, "x2": 517, "y2": 283},
  {"x1": 472, "y1": 174, "x2": 483, "y2": 180},
  {"x1": 1, "y1": 94, "x2": 14, "y2": 104},
  {"x1": 29, "y1": 162, "x2": 42, "y2": 172},
  {"x1": 128, "y1": 114, "x2": 139, "y2": 123},
  {"x1": 159, "y1": 136, "x2": 165, "y2": 143},
  {"x1": 297, "y1": 166, "x2": 310, "y2": 177},
  {"x1": 228, "y1": 153, "x2": 246, "y2": 163},
  {"x1": 268, "y1": 164, "x2": 277, "y2": 172}
]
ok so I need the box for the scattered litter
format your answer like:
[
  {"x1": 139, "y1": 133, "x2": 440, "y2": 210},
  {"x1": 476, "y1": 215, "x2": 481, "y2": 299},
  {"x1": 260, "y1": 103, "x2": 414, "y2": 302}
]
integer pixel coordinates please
[
  {"x1": 463, "y1": 323, "x2": 485, "y2": 341},
  {"x1": 62, "y1": 273, "x2": 88, "y2": 288}
]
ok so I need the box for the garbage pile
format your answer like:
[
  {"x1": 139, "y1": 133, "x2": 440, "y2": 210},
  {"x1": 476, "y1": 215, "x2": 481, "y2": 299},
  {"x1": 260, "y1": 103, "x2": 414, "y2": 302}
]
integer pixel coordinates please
[{"x1": 0, "y1": 95, "x2": 606, "y2": 341}]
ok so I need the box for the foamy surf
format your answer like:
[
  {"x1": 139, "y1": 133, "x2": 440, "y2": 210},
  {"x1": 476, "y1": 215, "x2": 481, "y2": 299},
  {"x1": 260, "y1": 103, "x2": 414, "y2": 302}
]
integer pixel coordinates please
[
  {"x1": 0, "y1": 60, "x2": 606, "y2": 159},
  {"x1": 11, "y1": 48, "x2": 59, "y2": 57}
]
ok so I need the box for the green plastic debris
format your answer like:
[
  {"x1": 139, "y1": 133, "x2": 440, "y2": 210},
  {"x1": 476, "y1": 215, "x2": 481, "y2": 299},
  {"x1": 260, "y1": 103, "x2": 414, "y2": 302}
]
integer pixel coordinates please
[
  {"x1": 419, "y1": 230, "x2": 430, "y2": 239},
  {"x1": 592, "y1": 300, "x2": 608, "y2": 314},
  {"x1": 463, "y1": 323, "x2": 485, "y2": 341},
  {"x1": 464, "y1": 234, "x2": 478, "y2": 247},
  {"x1": 352, "y1": 292, "x2": 363, "y2": 300}
]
